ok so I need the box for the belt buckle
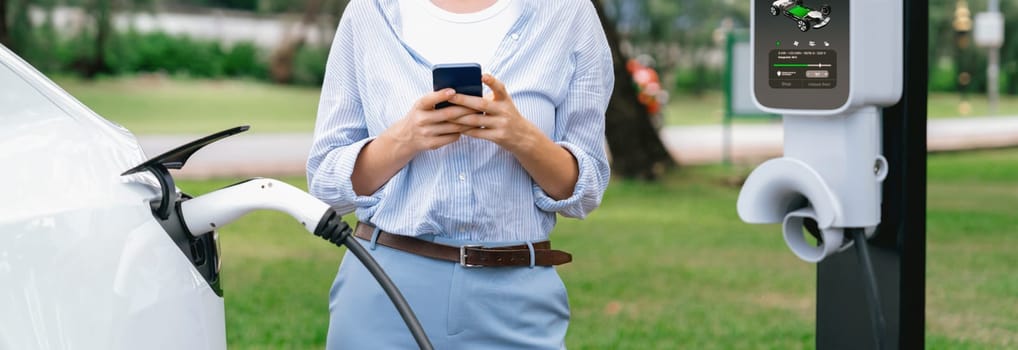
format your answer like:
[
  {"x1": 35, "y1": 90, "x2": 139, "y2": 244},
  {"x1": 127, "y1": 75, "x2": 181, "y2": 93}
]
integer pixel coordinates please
[{"x1": 459, "y1": 245, "x2": 483, "y2": 267}]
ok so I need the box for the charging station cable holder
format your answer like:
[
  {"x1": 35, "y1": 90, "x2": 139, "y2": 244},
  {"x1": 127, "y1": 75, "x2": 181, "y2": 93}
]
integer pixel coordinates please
[{"x1": 738, "y1": 107, "x2": 887, "y2": 262}]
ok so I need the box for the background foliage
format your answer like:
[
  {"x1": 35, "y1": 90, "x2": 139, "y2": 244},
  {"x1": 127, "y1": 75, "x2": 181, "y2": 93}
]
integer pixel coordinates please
[
  {"x1": 0, "y1": 0, "x2": 339, "y2": 85},
  {"x1": 3, "y1": 0, "x2": 1016, "y2": 93}
]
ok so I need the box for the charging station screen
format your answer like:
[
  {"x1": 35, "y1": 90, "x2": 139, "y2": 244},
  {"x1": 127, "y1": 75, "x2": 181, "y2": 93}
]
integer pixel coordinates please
[{"x1": 754, "y1": 0, "x2": 849, "y2": 110}]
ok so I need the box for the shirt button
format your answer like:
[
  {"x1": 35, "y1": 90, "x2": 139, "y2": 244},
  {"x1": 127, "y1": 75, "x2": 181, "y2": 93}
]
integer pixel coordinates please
[
  {"x1": 458, "y1": 173, "x2": 466, "y2": 182},
  {"x1": 459, "y1": 226, "x2": 466, "y2": 233},
  {"x1": 510, "y1": 33, "x2": 520, "y2": 40}
]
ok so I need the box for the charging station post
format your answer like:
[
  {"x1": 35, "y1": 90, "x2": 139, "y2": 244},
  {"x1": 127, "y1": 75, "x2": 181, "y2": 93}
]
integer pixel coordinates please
[
  {"x1": 737, "y1": 0, "x2": 926, "y2": 348},
  {"x1": 817, "y1": 1, "x2": 926, "y2": 348}
]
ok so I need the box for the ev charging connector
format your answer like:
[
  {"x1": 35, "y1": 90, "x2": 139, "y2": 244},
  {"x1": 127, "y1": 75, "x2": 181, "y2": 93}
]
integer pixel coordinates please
[
  {"x1": 179, "y1": 178, "x2": 435, "y2": 350},
  {"x1": 123, "y1": 127, "x2": 435, "y2": 350}
]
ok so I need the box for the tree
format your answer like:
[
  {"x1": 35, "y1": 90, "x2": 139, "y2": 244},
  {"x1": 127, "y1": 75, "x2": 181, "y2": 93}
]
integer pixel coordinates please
[
  {"x1": 268, "y1": 0, "x2": 348, "y2": 83},
  {"x1": 1, "y1": 0, "x2": 32, "y2": 54},
  {"x1": 70, "y1": 0, "x2": 153, "y2": 78},
  {"x1": 593, "y1": 0, "x2": 675, "y2": 180},
  {"x1": 268, "y1": 0, "x2": 323, "y2": 83},
  {"x1": 600, "y1": 0, "x2": 746, "y2": 88},
  {"x1": 0, "y1": 0, "x2": 8, "y2": 48},
  {"x1": 82, "y1": 0, "x2": 114, "y2": 78}
]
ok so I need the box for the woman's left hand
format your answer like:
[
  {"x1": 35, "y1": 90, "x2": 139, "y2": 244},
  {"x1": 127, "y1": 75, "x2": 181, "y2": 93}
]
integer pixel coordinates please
[
  {"x1": 450, "y1": 74, "x2": 581, "y2": 200},
  {"x1": 447, "y1": 74, "x2": 544, "y2": 155}
]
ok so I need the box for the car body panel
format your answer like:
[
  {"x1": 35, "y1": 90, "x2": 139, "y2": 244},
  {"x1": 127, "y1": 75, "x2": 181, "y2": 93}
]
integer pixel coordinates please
[{"x1": 0, "y1": 45, "x2": 226, "y2": 349}]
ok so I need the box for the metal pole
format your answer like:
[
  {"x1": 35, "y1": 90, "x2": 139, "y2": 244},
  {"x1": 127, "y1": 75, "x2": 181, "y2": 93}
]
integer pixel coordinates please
[
  {"x1": 722, "y1": 31, "x2": 735, "y2": 166},
  {"x1": 816, "y1": 0, "x2": 927, "y2": 348},
  {"x1": 988, "y1": 0, "x2": 1001, "y2": 114},
  {"x1": 989, "y1": 45, "x2": 999, "y2": 114}
]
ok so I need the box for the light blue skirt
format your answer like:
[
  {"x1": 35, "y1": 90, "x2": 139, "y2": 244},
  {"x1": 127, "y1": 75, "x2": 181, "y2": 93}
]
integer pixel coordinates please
[{"x1": 326, "y1": 235, "x2": 570, "y2": 349}]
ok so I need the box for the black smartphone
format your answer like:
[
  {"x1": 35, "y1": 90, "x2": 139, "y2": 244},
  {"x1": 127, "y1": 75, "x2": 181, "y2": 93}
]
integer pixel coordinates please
[{"x1": 432, "y1": 63, "x2": 482, "y2": 109}]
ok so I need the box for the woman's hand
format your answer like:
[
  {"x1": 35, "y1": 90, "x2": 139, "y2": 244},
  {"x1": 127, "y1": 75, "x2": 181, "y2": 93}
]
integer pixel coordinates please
[
  {"x1": 351, "y1": 89, "x2": 477, "y2": 196},
  {"x1": 448, "y1": 74, "x2": 580, "y2": 200},
  {"x1": 446, "y1": 74, "x2": 545, "y2": 155},
  {"x1": 384, "y1": 88, "x2": 479, "y2": 154}
]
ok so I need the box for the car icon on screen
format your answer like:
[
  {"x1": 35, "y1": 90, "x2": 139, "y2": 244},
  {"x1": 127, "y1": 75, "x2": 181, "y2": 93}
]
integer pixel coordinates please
[{"x1": 770, "y1": 0, "x2": 831, "y2": 32}]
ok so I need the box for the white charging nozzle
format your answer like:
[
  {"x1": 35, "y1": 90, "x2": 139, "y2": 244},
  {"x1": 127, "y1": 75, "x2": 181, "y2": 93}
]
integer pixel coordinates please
[
  {"x1": 179, "y1": 178, "x2": 330, "y2": 236},
  {"x1": 177, "y1": 178, "x2": 435, "y2": 349}
]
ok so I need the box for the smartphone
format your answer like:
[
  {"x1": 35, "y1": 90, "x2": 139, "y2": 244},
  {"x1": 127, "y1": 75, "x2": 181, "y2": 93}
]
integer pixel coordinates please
[{"x1": 432, "y1": 63, "x2": 482, "y2": 109}]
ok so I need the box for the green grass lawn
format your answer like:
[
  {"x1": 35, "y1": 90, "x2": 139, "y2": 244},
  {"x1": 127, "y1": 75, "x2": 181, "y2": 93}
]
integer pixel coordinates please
[
  {"x1": 926, "y1": 92, "x2": 1018, "y2": 118},
  {"x1": 177, "y1": 149, "x2": 1018, "y2": 349},
  {"x1": 54, "y1": 76, "x2": 321, "y2": 134},
  {"x1": 52, "y1": 77, "x2": 1018, "y2": 135}
]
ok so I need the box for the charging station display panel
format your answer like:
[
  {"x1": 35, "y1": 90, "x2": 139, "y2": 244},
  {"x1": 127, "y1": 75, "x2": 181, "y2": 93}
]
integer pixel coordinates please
[{"x1": 755, "y1": 0, "x2": 849, "y2": 110}]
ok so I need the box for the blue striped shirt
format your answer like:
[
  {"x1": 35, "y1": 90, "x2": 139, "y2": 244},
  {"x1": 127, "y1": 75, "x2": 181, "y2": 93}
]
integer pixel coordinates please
[{"x1": 306, "y1": 0, "x2": 613, "y2": 242}]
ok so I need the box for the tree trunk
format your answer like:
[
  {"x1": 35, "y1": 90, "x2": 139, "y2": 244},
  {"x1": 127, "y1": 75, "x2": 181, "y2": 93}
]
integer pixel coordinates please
[
  {"x1": 592, "y1": 0, "x2": 675, "y2": 180},
  {"x1": 82, "y1": 0, "x2": 112, "y2": 78},
  {"x1": 0, "y1": 0, "x2": 9, "y2": 49},
  {"x1": 269, "y1": 0, "x2": 324, "y2": 83}
]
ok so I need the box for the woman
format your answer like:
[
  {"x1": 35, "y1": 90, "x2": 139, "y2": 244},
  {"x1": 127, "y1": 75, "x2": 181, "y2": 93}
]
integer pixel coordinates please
[{"x1": 307, "y1": 0, "x2": 613, "y2": 348}]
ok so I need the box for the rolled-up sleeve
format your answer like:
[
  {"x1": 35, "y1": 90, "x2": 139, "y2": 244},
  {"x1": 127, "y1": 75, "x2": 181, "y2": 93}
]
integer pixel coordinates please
[
  {"x1": 533, "y1": 2, "x2": 614, "y2": 219},
  {"x1": 306, "y1": 8, "x2": 380, "y2": 215}
]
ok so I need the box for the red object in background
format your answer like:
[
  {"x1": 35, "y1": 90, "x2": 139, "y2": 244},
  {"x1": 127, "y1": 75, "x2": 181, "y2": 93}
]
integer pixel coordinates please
[
  {"x1": 644, "y1": 82, "x2": 661, "y2": 96},
  {"x1": 632, "y1": 67, "x2": 658, "y2": 86},
  {"x1": 626, "y1": 59, "x2": 641, "y2": 73},
  {"x1": 646, "y1": 100, "x2": 660, "y2": 115},
  {"x1": 627, "y1": 59, "x2": 664, "y2": 118}
]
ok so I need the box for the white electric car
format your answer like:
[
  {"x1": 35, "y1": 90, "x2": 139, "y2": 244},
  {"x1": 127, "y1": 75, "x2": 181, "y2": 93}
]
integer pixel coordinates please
[
  {"x1": 0, "y1": 44, "x2": 230, "y2": 348},
  {"x1": 0, "y1": 45, "x2": 431, "y2": 349}
]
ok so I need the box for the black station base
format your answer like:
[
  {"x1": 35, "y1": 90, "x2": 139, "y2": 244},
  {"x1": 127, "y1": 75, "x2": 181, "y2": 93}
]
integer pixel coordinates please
[{"x1": 815, "y1": 1, "x2": 927, "y2": 349}]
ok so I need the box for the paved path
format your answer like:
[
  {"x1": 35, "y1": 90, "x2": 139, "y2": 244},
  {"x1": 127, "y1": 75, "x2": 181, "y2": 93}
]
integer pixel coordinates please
[
  {"x1": 138, "y1": 116, "x2": 1018, "y2": 179},
  {"x1": 662, "y1": 116, "x2": 1018, "y2": 165},
  {"x1": 138, "y1": 132, "x2": 312, "y2": 179}
]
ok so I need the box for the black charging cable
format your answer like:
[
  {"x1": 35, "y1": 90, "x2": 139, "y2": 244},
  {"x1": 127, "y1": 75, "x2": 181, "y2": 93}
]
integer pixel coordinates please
[
  {"x1": 314, "y1": 210, "x2": 435, "y2": 350},
  {"x1": 847, "y1": 227, "x2": 886, "y2": 350}
]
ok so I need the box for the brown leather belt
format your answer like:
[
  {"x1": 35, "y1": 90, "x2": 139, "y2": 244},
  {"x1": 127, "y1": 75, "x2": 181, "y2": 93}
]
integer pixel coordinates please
[{"x1": 354, "y1": 223, "x2": 572, "y2": 267}]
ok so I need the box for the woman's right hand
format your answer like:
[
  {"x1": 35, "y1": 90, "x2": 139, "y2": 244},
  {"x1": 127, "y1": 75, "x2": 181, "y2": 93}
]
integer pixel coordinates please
[
  {"x1": 350, "y1": 89, "x2": 477, "y2": 196},
  {"x1": 383, "y1": 88, "x2": 479, "y2": 154}
]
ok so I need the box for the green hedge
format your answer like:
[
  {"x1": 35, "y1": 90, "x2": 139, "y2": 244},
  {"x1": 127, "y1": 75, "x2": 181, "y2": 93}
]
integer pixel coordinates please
[
  {"x1": 17, "y1": 30, "x2": 327, "y2": 86},
  {"x1": 673, "y1": 65, "x2": 722, "y2": 95},
  {"x1": 291, "y1": 45, "x2": 330, "y2": 86},
  {"x1": 929, "y1": 54, "x2": 1014, "y2": 95}
]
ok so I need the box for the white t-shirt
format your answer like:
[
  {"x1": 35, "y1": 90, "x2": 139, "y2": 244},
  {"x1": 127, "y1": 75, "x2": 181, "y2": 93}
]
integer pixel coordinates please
[{"x1": 399, "y1": 0, "x2": 521, "y2": 67}]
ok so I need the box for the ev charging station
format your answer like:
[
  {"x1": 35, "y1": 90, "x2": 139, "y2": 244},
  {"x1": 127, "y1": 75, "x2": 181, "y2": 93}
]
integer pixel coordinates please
[
  {"x1": 0, "y1": 1, "x2": 927, "y2": 348},
  {"x1": 738, "y1": 0, "x2": 927, "y2": 349}
]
